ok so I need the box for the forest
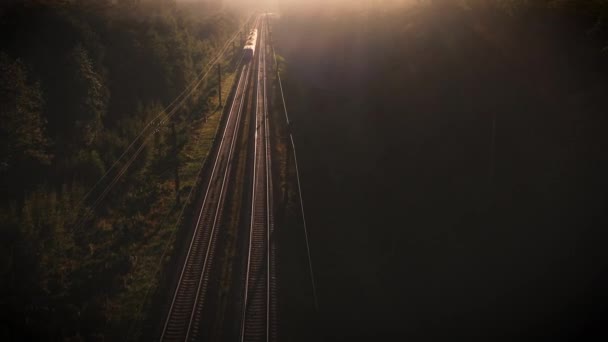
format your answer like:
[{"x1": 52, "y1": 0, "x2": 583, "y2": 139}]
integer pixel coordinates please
[
  {"x1": 275, "y1": 1, "x2": 608, "y2": 340},
  {"x1": 0, "y1": 0, "x2": 242, "y2": 340},
  {"x1": 3, "y1": 0, "x2": 608, "y2": 340}
]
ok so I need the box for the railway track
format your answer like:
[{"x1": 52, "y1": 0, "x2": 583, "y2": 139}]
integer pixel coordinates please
[
  {"x1": 159, "y1": 14, "x2": 277, "y2": 342},
  {"x1": 240, "y1": 17, "x2": 277, "y2": 342},
  {"x1": 160, "y1": 41, "x2": 255, "y2": 342}
]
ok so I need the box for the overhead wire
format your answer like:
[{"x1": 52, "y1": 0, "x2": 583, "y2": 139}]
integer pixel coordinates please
[
  {"x1": 123, "y1": 31, "x2": 249, "y2": 342},
  {"x1": 74, "y1": 15, "x2": 254, "y2": 231},
  {"x1": 267, "y1": 16, "x2": 319, "y2": 312}
]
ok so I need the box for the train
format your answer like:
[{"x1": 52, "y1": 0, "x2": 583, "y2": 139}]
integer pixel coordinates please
[{"x1": 243, "y1": 28, "x2": 258, "y2": 61}]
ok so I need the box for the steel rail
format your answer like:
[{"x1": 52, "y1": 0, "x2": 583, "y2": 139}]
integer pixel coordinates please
[
  {"x1": 160, "y1": 56, "x2": 253, "y2": 342},
  {"x1": 185, "y1": 61, "x2": 253, "y2": 342},
  {"x1": 76, "y1": 17, "x2": 251, "y2": 230},
  {"x1": 240, "y1": 16, "x2": 275, "y2": 342},
  {"x1": 125, "y1": 53, "x2": 246, "y2": 341},
  {"x1": 262, "y1": 22, "x2": 277, "y2": 341}
]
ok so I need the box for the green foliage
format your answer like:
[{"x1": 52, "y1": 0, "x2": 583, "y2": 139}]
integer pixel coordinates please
[
  {"x1": 66, "y1": 44, "x2": 108, "y2": 147},
  {"x1": 0, "y1": 53, "x2": 51, "y2": 169},
  {"x1": 0, "y1": 0, "x2": 241, "y2": 339},
  {"x1": 0, "y1": 183, "x2": 85, "y2": 339},
  {"x1": 71, "y1": 149, "x2": 106, "y2": 184}
]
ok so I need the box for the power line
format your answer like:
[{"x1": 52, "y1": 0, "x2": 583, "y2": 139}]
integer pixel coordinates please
[
  {"x1": 75, "y1": 16, "x2": 254, "y2": 230},
  {"x1": 126, "y1": 52, "x2": 246, "y2": 342},
  {"x1": 267, "y1": 18, "x2": 319, "y2": 312}
]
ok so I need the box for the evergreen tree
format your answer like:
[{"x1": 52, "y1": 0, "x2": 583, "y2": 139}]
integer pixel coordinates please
[
  {"x1": 66, "y1": 45, "x2": 108, "y2": 147},
  {"x1": 0, "y1": 53, "x2": 51, "y2": 170}
]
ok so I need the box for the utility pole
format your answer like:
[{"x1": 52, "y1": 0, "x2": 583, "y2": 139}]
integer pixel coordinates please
[
  {"x1": 217, "y1": 63, "x2": 222, "y2": 107},
  {"x1": 172, "y1": 123, "x2": 180, "y2": 204}
]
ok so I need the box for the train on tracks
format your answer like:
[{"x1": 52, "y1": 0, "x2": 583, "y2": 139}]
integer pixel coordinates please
[{"x1": 243, "y1": 28, "x2": 258, "y2": 61}]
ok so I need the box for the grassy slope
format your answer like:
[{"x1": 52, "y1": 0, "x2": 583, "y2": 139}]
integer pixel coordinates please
[{"x1": 113, "y1": 69, "x2": 240, "y2": 341}]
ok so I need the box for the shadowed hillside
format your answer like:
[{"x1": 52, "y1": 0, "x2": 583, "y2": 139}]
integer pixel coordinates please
[{"x1": 275, "y1": 2, "x2": 608, "y2": 340}]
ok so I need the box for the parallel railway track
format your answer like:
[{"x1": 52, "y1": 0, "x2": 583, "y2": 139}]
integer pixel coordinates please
[
  {"x1": 159, "y1": 14, "x2": 277, "y2": 342},
  {"x1": 160, "y1": 55, "x2": 254, "y2": 342},
  {"x1": 241, "y1": 18, "x2": 277, "y2": 342}
]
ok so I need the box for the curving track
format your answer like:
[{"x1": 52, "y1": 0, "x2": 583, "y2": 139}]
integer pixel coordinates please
[{"x1": 240, "y1": 17, "x2": 277, "y2": 342}]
